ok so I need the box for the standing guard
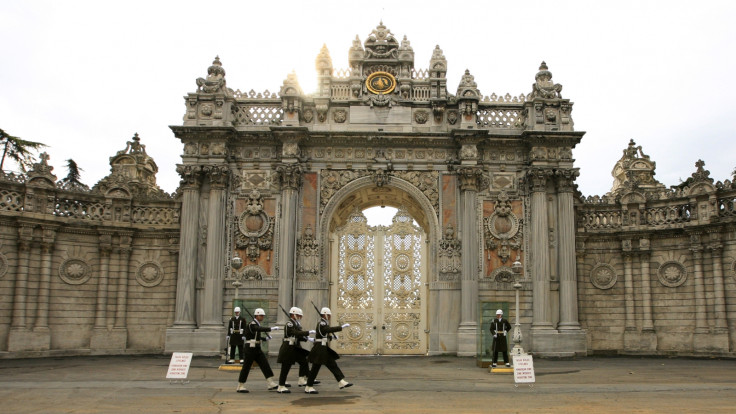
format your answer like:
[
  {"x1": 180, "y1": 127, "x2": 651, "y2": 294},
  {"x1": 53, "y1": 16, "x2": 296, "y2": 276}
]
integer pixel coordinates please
[
  {"x1": 226, "y1": 307, "x2": 245, "y2": 364},
  {"x1": 275, "y1": 307, "x2": 316, "y2": 393},
  {"x1": 490, "y1": 309, "x2": 512, "y2": 368},
  {"x1": 304, "y1": 307, "x2": 353, "y2": 394},
  {"x1": 236, "y1": 308, "x2": 281, "y2": 393}
]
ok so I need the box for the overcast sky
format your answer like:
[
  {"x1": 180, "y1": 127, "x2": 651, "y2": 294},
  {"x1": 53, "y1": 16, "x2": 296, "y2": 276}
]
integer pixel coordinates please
[{"x1": 1, "y1": 0, "x2": 734, "y2": 196}]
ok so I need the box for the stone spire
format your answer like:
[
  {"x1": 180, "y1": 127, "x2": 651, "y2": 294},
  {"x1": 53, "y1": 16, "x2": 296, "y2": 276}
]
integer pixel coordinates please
[
  {"x1": 456, "y1": 69, "x2": 480, "y2": 98},
  {"x1": 429, "y1": 45, "x2": 447, "y2": 78},
  {"x1": 93, "y1": 133, "x2": 167, "y2": 198},
  {"x1": 609, "y1": 139, "x2": 664, "y2": 195},
  {"x1": 315, "y1": 44, "x2": 333, "y2": 76}
]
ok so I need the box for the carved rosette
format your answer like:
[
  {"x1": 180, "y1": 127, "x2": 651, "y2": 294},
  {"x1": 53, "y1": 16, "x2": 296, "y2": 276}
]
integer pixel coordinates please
[
  {"x1": 136, "y1": 261, "x2": 165, "y2": 287},
  {"x1": 275, "y1": 164, "x2": 303, "y2": 190},
  {"x1": 484, "y1": 191, "x2": 522, "y2": 263},
  {"x1": 235, "y1": 190, "x2": 274, "y2": 262},
  {"x1": 657, "y1": 261, "x2": 687, "y2": 287},
  {"x1": 297, "y1": 225, "x2": 320, "y2": 280},
  {"x1": 490, "y1": 266, "x2": 514, "y2": 283},
  {"x1": 59, "y1": 258, "x2": 92, "y2": 285},
  {"x1": 590, "y1": 263, "x2": 617, "y2": 289}
]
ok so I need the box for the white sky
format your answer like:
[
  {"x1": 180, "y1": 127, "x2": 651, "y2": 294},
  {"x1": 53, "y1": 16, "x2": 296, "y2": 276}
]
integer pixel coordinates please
[{"x1": 1, "y1": 0, "x2": 734, "y2": 196}]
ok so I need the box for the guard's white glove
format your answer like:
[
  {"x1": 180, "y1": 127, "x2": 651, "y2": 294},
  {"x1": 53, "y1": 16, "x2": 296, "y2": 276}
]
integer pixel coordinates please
[
  {"x1": 308, "y1": 330, "x2": 316, "y2": 334},
  {"x1": 271, "y1": 326, "x2": 280, "y2": 331},
  {"x1": 226, "y1": 336, "x2": 230, "y2": 342},
  {"x1": 493, "y1": 334, "x2": 497, "y2": 338},
  {"x1": 241, "y1": 336, "x2": 246, "y2": 342},
  {"x1": 307, "y1": 337, "x2": 315, "y2": 342},
  {"x1": 341, "y1": 323, "x2": 350, "y2": 328}
]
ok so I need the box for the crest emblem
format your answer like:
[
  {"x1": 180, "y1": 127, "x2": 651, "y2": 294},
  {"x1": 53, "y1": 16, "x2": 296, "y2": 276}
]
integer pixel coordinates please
[{"x1": 366, "y1": 71, "x2": 396, "y2": 95}]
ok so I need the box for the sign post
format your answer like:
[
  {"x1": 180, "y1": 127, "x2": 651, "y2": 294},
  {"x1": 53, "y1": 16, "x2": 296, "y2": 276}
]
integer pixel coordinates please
[
  {"x1": 166, "y1": 352, "x2": 193, "y2": 384},
  {"x1": 512, "y1": 354, "x2": 535, "y2": 387}
]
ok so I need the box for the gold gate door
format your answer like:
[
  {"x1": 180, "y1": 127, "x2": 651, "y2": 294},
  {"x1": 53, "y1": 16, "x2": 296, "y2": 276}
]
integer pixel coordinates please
[{"x1": 333, "y1": 208, "x2": 426, "y2": 355}]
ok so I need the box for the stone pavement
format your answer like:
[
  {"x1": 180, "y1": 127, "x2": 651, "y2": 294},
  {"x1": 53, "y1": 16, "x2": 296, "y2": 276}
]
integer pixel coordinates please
[{"x1": 0, "y1": 354, "x2": 734, "y2": 413}]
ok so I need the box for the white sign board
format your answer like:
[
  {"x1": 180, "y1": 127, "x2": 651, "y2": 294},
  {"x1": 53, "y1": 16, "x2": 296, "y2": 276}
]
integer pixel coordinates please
[
  {"x1": 166, "y1": 352, "x2": 193, "y2": 379},
  {"x1": 512, "y1": 354, "x2": 535, "y2": 384}
]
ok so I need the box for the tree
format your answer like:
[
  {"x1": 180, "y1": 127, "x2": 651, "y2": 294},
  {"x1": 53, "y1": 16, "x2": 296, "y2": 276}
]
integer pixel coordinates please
[
  {"x1": 62, "y1": 159, "x2": 83, "y2": 184},
  {"x1": 0, "y1": 128, "x2": 47, "y2": 172}
]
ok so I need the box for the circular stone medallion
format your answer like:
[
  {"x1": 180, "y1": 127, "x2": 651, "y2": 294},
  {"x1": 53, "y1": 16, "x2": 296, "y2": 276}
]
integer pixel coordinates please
[
  {"x1": 590, "y1": 263, "x2": 617, "y2": 290},
  {"x1": 136, "y1": 261, "x2": 164, "y2": 287},
  {"x1": 0, "y1": 252, "x2": 8, "y2": 279},
  {"x1": 657, "y1": 261, "x2": 687, "y2": 288},
  {"x1": 59, "y1": 258, "x2": 91, "y2": 285}
]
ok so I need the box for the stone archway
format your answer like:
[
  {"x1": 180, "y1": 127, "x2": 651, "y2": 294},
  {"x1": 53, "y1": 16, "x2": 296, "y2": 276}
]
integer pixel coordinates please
[{"x1": 318, "y1": 176, "x2": 439, "y2": 354}]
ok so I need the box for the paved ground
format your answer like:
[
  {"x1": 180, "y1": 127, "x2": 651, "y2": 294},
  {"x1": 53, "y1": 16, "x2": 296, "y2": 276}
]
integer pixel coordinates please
[{"x1": 0, "y1": 354, "x2": 734, "y2": 413}]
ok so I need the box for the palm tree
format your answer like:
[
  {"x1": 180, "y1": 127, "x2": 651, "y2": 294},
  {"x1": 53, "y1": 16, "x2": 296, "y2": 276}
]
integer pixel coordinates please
[{"x1": 0, "y1": 128, "x2": 47, "y2": 172}]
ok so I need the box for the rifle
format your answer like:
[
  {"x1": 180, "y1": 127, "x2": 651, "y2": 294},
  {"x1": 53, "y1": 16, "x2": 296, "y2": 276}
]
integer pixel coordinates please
[
  {"x1": 278, "y1": 304, "x2": 292, "y2": 321},
  {"x1": 242, "y1": 307, "x2": 271, "y2": 340},
  {"x1": 310, "y1": 300, "x2": 336, "y2": 340}
]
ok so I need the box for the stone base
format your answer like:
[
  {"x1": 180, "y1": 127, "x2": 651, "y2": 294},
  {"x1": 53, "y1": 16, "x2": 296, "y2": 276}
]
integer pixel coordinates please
[
  {"x1": 624, "y1": 330, "x2": 658, "y2": 352},
  {"x1": 530, "y1": 329, "x2": 587, "y2": 357},
  {"x1": 89, "y1": 328, "x2": 128, "y2": 354},
  {"x1": 694, "y1": 331, "x2": 729, "y2": 353},
  {"x1": 165, "y1": 326, "x2": 225, "y2": 356},
  {"x1": 428, "y1": 333, "x2": 458, "y2": 355},
  {"x1": 456, "y1": 324, "x2": 478, "y2": 357},
  {"x1": 7, "y1": 327, "x2": 50, "y2": 352}
]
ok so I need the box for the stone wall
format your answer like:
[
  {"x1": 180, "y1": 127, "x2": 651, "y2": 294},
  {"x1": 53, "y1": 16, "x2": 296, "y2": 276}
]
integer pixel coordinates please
[
  {"x1": 576, "y1": 156, "x2": 736, "y2": 356},
  {"x1": 0, "y1": 136, "x2": 180, "y2": 358}
]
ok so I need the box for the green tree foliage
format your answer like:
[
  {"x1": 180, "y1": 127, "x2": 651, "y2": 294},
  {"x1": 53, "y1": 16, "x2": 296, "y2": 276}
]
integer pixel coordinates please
[
  {"x1": 0, "y1": 128, "x2": 47, "y2": 172},
  {"x1": 61, "y1": 159, "x2": 83, "y2": 185}
]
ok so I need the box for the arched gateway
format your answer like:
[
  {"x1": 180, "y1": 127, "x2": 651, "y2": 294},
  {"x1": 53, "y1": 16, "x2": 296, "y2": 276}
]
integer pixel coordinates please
[{"x1": 165, "y1": 22, "x2": 588, "y2": 357}]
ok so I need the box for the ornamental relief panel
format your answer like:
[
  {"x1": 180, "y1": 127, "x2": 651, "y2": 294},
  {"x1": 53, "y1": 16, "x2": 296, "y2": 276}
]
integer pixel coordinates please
[
  {"x1": 657, "y1": 261, "x2": 687, "y2": 287},
  {"x1": 238, "y1": 170, "x2": 274, "y2": 192},
  {"x1": 296, "y1": 224, "x2": 320, "y2": 280},
  {"x1": 484, "y1": 191, "x2": 522, "y2": 264},
  {"x1": 438, "y1": 224, "x2": 461, "y2": 280},
  {"x1": 234, "y1": 189, "x2": 275, "y2": 262},
  {"x1": 307, "y1": 147, "x2": 447, "y2": 161},
  {"x1": 590, "y1": 263, "x2": 617, "y2": 290}
]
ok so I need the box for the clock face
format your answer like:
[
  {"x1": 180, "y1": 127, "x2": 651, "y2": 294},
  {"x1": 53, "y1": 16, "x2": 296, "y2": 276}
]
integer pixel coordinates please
[{"x1": 366, "y1": 71, "x2": 396, "y2": 95}]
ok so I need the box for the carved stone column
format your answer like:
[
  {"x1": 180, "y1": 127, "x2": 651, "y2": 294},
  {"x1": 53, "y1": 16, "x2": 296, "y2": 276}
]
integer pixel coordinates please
[
  {"x1": 529, "y1": 169, "x2": 553, "y2": 330},
  {"x1": 275, "y1": 163, "x2": 302, "y2": 325},
  {"x1": 555, "y1": 170, "x2": 580, "y2": 330},
  {"x1": 90, "y1": 233, "x2": 113, "y2": 350},
  {"x1": 172, "y1": 165, "x2": 201, "y2": 328},
  {"x1": 8, "y1": 225, "x2": 33, "y2": 352},
  {"x1": 456, "y1": 166, "x2": 481, "y2": 356},
  {"x1": 690, "y1": 246, "x2": 708, "y2": 334},
  {"x1": 114, "y1": 238, "x2": 132, "y2": 330},
  {"x1": 201, "y1": 165, "x2": 229, "y2": 327}
]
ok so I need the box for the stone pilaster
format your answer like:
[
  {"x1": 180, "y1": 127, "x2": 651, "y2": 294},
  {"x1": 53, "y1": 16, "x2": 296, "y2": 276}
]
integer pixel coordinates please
[
  {"x1": 456, "y1": 166, "x2": 481, "y2": 356},
  {"x1": 90, "y1": 233, "x2": 113, "y2": 352},
  {"x1": 639, "y1": 251, "x2": 654, "y2": 332},
  {"x1": 529, "y1": 169, "x2": 553, "y2": 330},
  {"x1": 33, "y1": 226, "x2": 56, "y2": 351},
  {"x1": 201, "y1": 165, "x2": 229, "y2": 328},
  {"x1": 171, "y1": 165, "x2": 201, "y2": 328},
  {"x1": 690, "y1": 246, "x2": 708, "y2": 334},
  {"x1": 623, "y1": 249, "x2": 635, "y2": 332},
  {"x1": 555, "y1": 170, "x2": 580, "y2": 330},
  {"x1": 709, "y1": 244, "x2": 727, "y2": 331},
  {"x1": 275, "y1": 163, "x2": 302, "y2": 326},
  {"x1": 8, "y1": 226, "x2": 33, "y2": 352}
]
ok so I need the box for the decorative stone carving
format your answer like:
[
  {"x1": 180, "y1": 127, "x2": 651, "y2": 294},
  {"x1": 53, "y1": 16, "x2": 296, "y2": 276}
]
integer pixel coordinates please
[
  {"x1": 303, "y1": 109, "x2": 314, "y2": 123},
  {"x1": 202, "y1": 165, "x2": 229, "y2": 188},
  {"x1": 136, "y1": 261, "x2": 165, "y2": 287},
  {"x1": 297, "y1": 225, "x2": 320, "y2": 280},
  {"x1": 447, "y1": 110, "x2": 458, "y2": 125},
  {"x1": 530, "y1": 61, "x2": 562, "y2": 99},
  {"x1": 275, "y1": 163, "x2": 302, "y2": 190},
  {"x1": 439, "y1": 225, "x2": 461, "y2": 278},
  {"x1": 590, "y1": 263, "x2": 617, "y2": 290},
  {"x1": 333, "y1": 109, "x2": 347, "y2": 123},
  {"x1": 484, "y1": 191, "x2": 522, "y2": 263},
  {"x1": 26, "y1": 152, "x2": 57, "y2": 188},
  {"x1": 731, "y1": 259, "x2": 736, "y2": 282},
  {"x1": 414, "y1": 110, "x2": 429, "y2": 124},
  {"x1": 236, "y1": 264, "x2": 267, "y2": 280},
  {"x1": 59, "y1": 258, "x2": 91, "y2": 285},
  {"x1": 320, "y1": 170, "x2": 371, "y2": 214},
  {"x1": 457, "y1": 167, "x2": 483, "y2": 192},
  {"x1": 0, "y1": 251, "x2": 7, "y2": 279},
  {"x1": 490, "y1": 266, "x2": 514, "y2": 283},
  {"x1": 195, "y1": 56, "x2": 232, "y2": 95},
  {"x1": 657, "y1": 261, "x2": 687, "y2": 287},
  {"x1": 372, "y1": 168, "x2": 392, "y2": 188},
  {"x1": 235, "y1": 190, "x2": 274, "y2": 262},
  {"x1": 392, "y1": 171, "x2": 440, "y2": 216},
  {"x1": 609, "y1": 139, "x2": 665, "y2": 195}
]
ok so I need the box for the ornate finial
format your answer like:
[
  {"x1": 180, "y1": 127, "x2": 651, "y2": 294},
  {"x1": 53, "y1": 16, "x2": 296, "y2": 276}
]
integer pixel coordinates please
[
  {"x1": 431, "y1": 45, "x2": 446, "y2": 60},
  {"x1": 196, "y1": 56, "x2": 229, "y2": 94},
  {"x1": 531, "y1": 61, "x2": 562, "y2": 99},
  {"x1": 316, "y1": 44, "x2": 333, "y2": 73}
]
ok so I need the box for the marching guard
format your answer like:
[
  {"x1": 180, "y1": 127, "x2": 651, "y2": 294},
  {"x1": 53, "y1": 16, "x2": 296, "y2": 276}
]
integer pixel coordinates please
[
  {"x1": 490, "y1": 309, "x2": 512, "y2": 368},
  {"x1": 304, "y1": 307, "x2": 353, "y2": 394},
  {"x1": 275, "y1": 307, "x2": 316, "y2": 393},
  {"x1": 236, "y1": 308, "x2": 281, "y2": 393}
]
